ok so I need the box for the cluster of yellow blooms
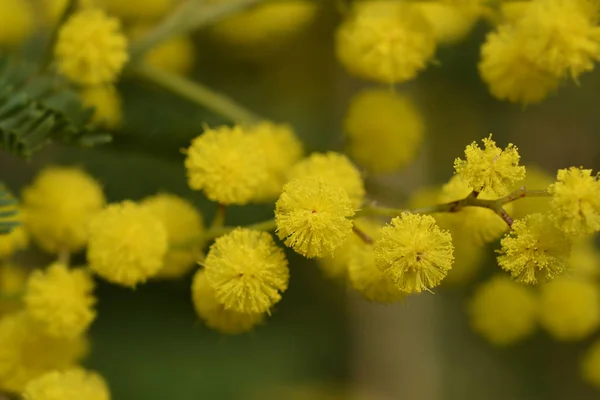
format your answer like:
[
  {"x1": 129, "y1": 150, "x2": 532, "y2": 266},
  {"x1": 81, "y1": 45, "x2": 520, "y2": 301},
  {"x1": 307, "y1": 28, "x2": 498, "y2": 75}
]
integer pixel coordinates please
[{"x1": 2, "y1": 0, "x2": 600, "y2": 397}]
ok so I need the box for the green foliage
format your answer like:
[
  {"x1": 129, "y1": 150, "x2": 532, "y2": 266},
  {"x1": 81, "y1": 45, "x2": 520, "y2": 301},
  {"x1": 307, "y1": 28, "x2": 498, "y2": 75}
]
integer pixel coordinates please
[
  {"x1": 0, "y1": 53, "x2": 111, "y2": 158},
  {"x1": 0, "y1": 183, "x2": 19, "y2": 235}
]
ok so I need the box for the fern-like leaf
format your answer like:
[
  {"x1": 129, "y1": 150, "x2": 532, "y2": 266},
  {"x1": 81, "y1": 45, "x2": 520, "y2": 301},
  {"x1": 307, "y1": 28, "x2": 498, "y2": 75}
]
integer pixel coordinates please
[{"x1": 0, "y1": 183, "x2": 20, "y2": 235}]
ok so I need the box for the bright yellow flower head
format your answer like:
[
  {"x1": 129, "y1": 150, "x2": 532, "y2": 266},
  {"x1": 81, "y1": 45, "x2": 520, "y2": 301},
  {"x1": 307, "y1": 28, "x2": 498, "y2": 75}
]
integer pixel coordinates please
[
  {"x1": 454, "y1": 135, "x2": 526, "y2": 196},
  {"x1": 374, "y1": 213, "x2": 454, "y2": 293},
  {"x1": 336, "y1": 1, "x2": 436, "y2": 84},
  {"x1": 539, "y1": 277, "x2": 600, "y2": 341},
  {"x1": 55, "y1": 9, "x2": 128, "y2": 85},
  {"x1": 414, "y1": 2, "x2": 478, "y2": 44},
  {"x1": 276, "y1": 177, "x2": 355, "y2": 259},
  {"x1": 497, "y1": 213, "x2": 571, "y2": 284},
  {"x1": 582, "y1": 339, "x2": 600, "y2": 389},
  {"x1": 184, "y1": 125, "x2": 268, "y2": 205},
  {"x1": 204, "y1": 229, "x2": 289, "y2": 314},
  {"x1": 437, "y1": 175, "x2": 511, "y2": 244},
  {"x1": 479, "y1": 25, "x2": 560, "y2": 104},
  {"x1": 212, "y1": 0, "x2": 317, "y2": 48},
  {"x1": 191, "y1": 270, "x2": 264, "y2": 335},
  {"x1": 141, "y1": 194, "x2": 204, "y2": 279},
  {"x1": 468, "y1": 275, "x2": 538, "y2": 346},
  {"x1": 288, "y1": 152, "x2": 365, "y2": 208},
  {"x1": 24, "y1": 264, "x2": 96, "y2": 339},
  {"x1": 548, "y1": 167, "x2": 600, "y2": 236},
  {"x1": 87, "y1": 201, "x2": 168, "y2": 287},
  {"x1": 22, "y1": 167, "x2": 106, "y2": 254},
  {"x1": 249, "y1": 121, "x2": 304, "y2": 201},
  {"x1": 343, "y1": 89, "x2": 424, "y2": 174},
  {"x1": 79, "y1": 85, "x2": 122, "y2": 129},
  {"x1": 0, "y1": 263, "x2": 29, "y2": 315},
  {"x1": 102, "y1": 0, "x2": 177, "y2": 20},
  {"x1": 0, "y1": 0, "x2": 33, "y2": 47},
  {"x1": 23, "y1": 368, "x2": 110, "y2": 400},
  {"x1": 0, "y1": 312, "x2": 88, "y2": 392}
]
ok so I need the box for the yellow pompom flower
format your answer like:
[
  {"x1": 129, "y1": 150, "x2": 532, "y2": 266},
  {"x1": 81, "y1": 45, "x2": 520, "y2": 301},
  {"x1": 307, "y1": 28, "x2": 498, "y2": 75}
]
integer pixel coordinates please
[
  {"x1": 55, "y1": 9, "x2": 128, "y2": 85},
  {"x1": 437, "y1": 175, "x2": 511, "y2": 244},
  {"x1": 454, "y1": 135, "x2": 526, "y2": 196},
  {"x1": 511, "y1": 164, "x2": 553, "y2": 220},
  {"x1": 288, "y1": 152, "x2": 365, "y2": 208},
  {"x1": 0, "y1": 0, "x2": 33, "y2": 47},
  {"x1": 22, "y1": 167, "x2": 106, "y2": 254},
  {"x1": 204, "y1": 229, "x2": 288, "y2": 314},
  {"x1": 0, "y1": 312, "x2": 88, "y2": 392},
  {"x1": 191, "y1": 270, "x2": 264, "y2": 334},
  {"x1": 347, "y1": 226, "x2": 406, "y2": 303},
  {"x1": 479, "y1": 25, "x2": 560, "y2": 104},
  {"x1": 539, "y1": 277, "x2": 600, "y2": 341},
  {"x1": 23, "y1": 368, "x2": 110, "y2": 400},
  {"x1": 212, "y1": 1, "x2": 317, "y2": 48},
  {"x1": 440, "y1": 0, "x2": 490, "y2": 18},
  {"x1": 375, "y1": 213, "x2": 454, "y2": 293},
  {"x1": 468, "y1": 275, "x2": 538, "y2": 346},
  {"x1": 0, "y1": 263, "x2": 29, "y2": 315},
  {"x1": 336, "y1": 1, "x2": 436, "y2": 84},
  {"x1": 24, "y1": 264, "x2": 96, "y2": 339},
  {"x1": 413, "y1": 2, "x2": 478, "y2": 44},
  {"x1": 184, "y1": 125, "x2": 268, "y2": 205},
  {"x1": 497, "y1": 213, "x2": 571, "y2": 284},
  {"x1": 102, "y1": 0, "x2": 176, "y2": 20},
  {"x1": 582, "y1": 339, "x2": 600, "y2": 389},
  {"x1": 87, "y1": 201, "x2": 168, "y2": 287},
  {"x1": 249, "y1": 121, "x2": 304, "y2": 201},
  {"x1": 443, "y1": 233, "x2": 485, "y2": 286},
  {"x1": 276, "y1": 178, "x2": 355, "y2": 259},
  {"x1": 79, "y1": 85, "x2": 122, "y2": 129},
  {"x1": 548, "y1": 167, "x2": 600, "y2": 236},
  {"x1": 343, "y1": 89, "x2": 424, "y2": 174},
  {"x1": 141, "y1": 194, "x2": 204, "y2": 279}
]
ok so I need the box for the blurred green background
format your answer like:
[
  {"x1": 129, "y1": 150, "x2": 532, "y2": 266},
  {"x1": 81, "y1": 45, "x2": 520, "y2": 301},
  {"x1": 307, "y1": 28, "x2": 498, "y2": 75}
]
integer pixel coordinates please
[{"x1": 3, "y1": 2, "x2": 600, "y2": 399}]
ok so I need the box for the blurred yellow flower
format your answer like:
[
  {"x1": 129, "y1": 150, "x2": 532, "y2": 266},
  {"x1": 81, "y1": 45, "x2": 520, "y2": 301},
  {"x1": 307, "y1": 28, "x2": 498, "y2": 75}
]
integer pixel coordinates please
[{"x1": 23, "y1": 368, "x2": 110, "y2": 400}]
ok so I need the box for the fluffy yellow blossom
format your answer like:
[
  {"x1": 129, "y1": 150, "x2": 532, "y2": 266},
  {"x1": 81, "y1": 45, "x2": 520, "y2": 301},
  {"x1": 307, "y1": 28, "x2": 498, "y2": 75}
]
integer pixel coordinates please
[
  {"x1": 141, "y1": 194, "x2": 204, "y2": 279},
  {"x1": 516, "y1": 0, "x2": 600, "y2": 80},
  {"x1": 0, "y1": 0, "x2": 33, "y2": 47},
  {"x1": 23, "y1": 368, "x2": 110, "y2": 400},
  {"x1": 79, "y1": 85, "x2": 122, "y2": 129},
  {"x1": 22, "y1": 167, "x2": 106, "y2": 254},
  {"x1": 497, "y1": 1, "x2": 532, "y2": 24},
  {"x1": 497, "y1": 213, "x2": 571, "y2": 284},
  {"x1": 437, "y1": 176, "x2": 511, "y2": 244},
  {"x1": 468, "y1": 276, "x2": 538, "y2": 346},
  {"x1": 318, "y1": 219, "x2": 379, "y2": 279},
  {"x1": 347, "y1": 225, "x2": 405, "y2": 303},
  {"x1": 204, "y1": 229, "x2": 288, "y2": 314},
  {"x1": 440, "y1": 0, "x2": 490, "y2": 17},
  {"x1": 336, "y1": 1, "x2": 436, "y2": 84},
  {"x1": 101, "y1": 0, "x2": 176, "y2": 20},
  {"x1": 582, "y1": 339, "x2": 600, "y2": 389},
  {"x1": 443, "y1": 233, "x2": 485, "y2": 286},
  {"x1": 539, "y1": 278, "x2": 600, "y2": 341},
  {"x1": 24, "y1": 264, "x2": 95, "y2": 339},
  {"x1": 570, "y1": 236, "x2": 600, "y2": 278},
  {"x1": 413, "y1": 2, "x2": 478, "y2": 44},
  {"x1": 55, "y1": 9, "x2": 128, "y2": 85},
  {"x1": 249, "y1": 122, "x2": 304, "y2": 201},
  {"x1": 511, "y1": 164, "x2": 553, "y2": 220},
  {"x1": 548, "y1": 167, "x2": 600, "y2": 236},
  {"x1": 276, "y1": 178, "x2": 355, "y2": 259},
  {"x1": 479, "y1": 25, "x2": 560, "y2": 104},
  {"x1": 288, "y1": 152, "x2": 365, "y2": 208},
  {"x1": 191, "y1": 270, "x2": 263, "y2": 335},
  {"x1": 343, "y1": 89, "x2": 424, "y2": 174},
  {"x1": 212, "y1": 1, "x2": 317, "y2": 48},
  {"x1": 0, "y1": 312, "x2": 88, "y2": 392},
  {"x1": 375, "y1": 213, "x2": 454, "y2": 293},
  {"x1": 184, "y1": 125, "x2": 268, "y2": 205},
  {"x1": 0, "y1": 264, "x2": 28, "y2": 315},
  {"x1": 87, "y1": 201, "x2": 168, "y2": 287},
  {"x1": 454, "y1": 135, "x2": 526, "y2": 196}
]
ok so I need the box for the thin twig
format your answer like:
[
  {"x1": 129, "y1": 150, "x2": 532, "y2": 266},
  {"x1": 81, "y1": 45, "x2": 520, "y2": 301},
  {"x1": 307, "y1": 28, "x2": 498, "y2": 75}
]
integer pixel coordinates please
[{"x1": 352, "y1": 225, "x2": 373, "y2": 244}]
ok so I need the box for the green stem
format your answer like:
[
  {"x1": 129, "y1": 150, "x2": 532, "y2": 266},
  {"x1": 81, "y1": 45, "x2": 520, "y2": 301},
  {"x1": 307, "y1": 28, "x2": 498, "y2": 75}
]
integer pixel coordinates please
[
  {"x1": 209, "y1": 204, "x2": 227, "y2": 231},
  {"x1": 40, "y1": 0, "x2": 78, "y2": 71},
  {"x1": 130, "y1": 63, "x2": 260, "y2": 123},
  {"x1": 204, "y1": 218, "x2": 276, "y2": 242},
  {"x1": 356, "y1": 187, "x2": 551, "y2": 227}
]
